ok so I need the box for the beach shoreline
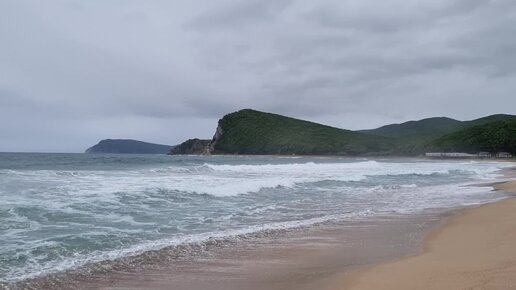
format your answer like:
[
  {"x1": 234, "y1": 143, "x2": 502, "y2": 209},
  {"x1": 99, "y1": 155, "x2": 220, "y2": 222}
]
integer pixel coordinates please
[
  {"x1": 15, "y1": 199, "x2": 507, "y2": 290},
  {"x1": 330, "y1": 178, "x2": 516, "y2": 290},
  {"x1": 11, "y1": 210, "x2": 451, "y2": 290},
  {"x1": 4, "y1": 161, "x2": 513, "y2": 290}
]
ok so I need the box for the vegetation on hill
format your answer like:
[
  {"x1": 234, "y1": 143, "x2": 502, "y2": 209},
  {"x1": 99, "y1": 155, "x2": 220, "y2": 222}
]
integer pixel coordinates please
[
  {"x1": 428, "y1": 120, "x2": 516, "y2": 154},
  {"x1": 463, "y1": 114, "x2": 516, "y2": 127},
  {"x1": 169, "y1": 109, "x2": 516, "y2": 156},
  {"x1": 86, "y1": 139, "x2": 174, "y2": 154},
  {"x1": 360, "y1": 117, "x2": 462, "y2": 139},
  {"x1": 360, "y1": 114, "x2": 516, "y2": 155},
  {"x1": 210, "y1": 109, "x2": 395, "y2": 155}
]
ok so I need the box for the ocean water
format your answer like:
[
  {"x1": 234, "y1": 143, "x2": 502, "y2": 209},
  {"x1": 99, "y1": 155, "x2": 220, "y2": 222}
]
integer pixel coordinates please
[{"x1": 0, "y1": 153, "x2": 511, "y2": 284}]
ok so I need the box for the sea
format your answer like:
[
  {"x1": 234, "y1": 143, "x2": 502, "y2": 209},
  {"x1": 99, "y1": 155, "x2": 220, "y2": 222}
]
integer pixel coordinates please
[{"x1": 0, "y1": 153, "x2": 512, "y2": 286}]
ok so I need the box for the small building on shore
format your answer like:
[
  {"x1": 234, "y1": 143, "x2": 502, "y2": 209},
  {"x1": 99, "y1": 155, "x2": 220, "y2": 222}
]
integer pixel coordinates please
[
  {"x1": 477, "y1": 152, "x2": 492, "y2": 158},
  {"x1": 426, "y1": 152, "x2": 513, "y2": 159},
  {"x1": 497, "y1": 152, "x2": 513, "y2": 158},
  {"x1": 425, "y1": 152, "x2": 476, "y2": 158}
]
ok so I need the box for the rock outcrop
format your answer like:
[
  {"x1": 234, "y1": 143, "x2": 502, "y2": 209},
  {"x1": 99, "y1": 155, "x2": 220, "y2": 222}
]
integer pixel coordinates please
[{"x1": 168, "y1": 138, "x2": 211, "y2": 155}]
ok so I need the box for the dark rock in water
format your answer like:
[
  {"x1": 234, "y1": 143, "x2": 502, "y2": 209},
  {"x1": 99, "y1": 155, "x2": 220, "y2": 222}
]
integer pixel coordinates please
[
  {"x1": 86, "y1": 139, "x2": 174, "y2": 154},
  {"x1": 168, "y1": 139, "x2": 211, "y2": 155}
]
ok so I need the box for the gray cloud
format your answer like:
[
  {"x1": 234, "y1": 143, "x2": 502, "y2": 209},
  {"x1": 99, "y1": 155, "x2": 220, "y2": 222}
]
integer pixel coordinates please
[
  {"x1": 0, "y1": 0, "x2": 515, "y2": 152},
  {"x1": 187, "y1": 0, "x2": 293, "y2": 30}
]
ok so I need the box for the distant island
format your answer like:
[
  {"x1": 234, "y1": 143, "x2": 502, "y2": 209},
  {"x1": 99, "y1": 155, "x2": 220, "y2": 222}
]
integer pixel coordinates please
[
  {"x1": 86, "y1": 139, "x2": 175, "y2": 154},
  {"x1": 170, "y1": 109, "x2": 516, "y2": 156}
]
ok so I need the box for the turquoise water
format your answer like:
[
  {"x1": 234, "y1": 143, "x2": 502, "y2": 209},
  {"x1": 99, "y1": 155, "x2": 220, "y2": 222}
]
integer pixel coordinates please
[{"x1": 0, "y1": 153, "x2": 510, "y2": 284}]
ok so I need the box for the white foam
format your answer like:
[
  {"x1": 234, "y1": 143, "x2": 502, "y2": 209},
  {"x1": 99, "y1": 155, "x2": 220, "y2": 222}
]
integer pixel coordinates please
[
  {"x1": 1, "y1": 214, "x2": 351, "y2": 282},
  {"x1": 4, "y1": 180, "x2": 505, "y2": 283},
  {"x1": 1, "y1": 158, "x2": 513, "y2": 283},
  {"x1": 0, "y1": 160, "x2": 511, "y2": 198}
]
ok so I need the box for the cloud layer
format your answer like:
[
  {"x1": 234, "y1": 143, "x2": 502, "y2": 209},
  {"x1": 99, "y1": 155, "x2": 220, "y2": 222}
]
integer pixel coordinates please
[{"x1": 1, "y1": 0, "x2": 515, "y2": 152}]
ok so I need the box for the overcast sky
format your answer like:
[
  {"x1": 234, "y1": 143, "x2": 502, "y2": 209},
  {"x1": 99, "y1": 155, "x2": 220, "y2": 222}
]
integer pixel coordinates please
[{"x1": 1, "y1": 0, "x2": 515, "y2": 152}]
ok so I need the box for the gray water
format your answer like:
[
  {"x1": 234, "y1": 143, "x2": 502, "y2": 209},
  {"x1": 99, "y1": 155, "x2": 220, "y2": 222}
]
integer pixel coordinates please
[{"x1": 0, "y1": 153, "x2": 511, "y2": 284}]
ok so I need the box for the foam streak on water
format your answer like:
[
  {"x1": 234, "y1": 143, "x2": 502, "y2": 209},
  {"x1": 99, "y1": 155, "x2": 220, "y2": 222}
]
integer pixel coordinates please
[{"x1": 0, "y1": 153, "x2": 511, "y2": 284}]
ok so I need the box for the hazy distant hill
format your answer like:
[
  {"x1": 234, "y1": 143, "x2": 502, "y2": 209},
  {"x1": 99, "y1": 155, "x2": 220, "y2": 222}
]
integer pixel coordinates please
[
  {"x1": 86, "y1": 139, "x2": 174, "y2": 154},
  {"x1": 360, "y1": 117, "x2": 463, "y2": 139},
  {"x1": 170, "y1": 109, "x2": 516, "y2": 156},
  {"x1": 357, "y1": 117, "x2": 463, "y2": 155}
]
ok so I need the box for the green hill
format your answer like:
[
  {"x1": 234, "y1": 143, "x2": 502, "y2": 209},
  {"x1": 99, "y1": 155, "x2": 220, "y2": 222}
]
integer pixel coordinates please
[
  {"x1": 361, "y1": 114, "x2": 516, "y2": 140},
  {"x1": 360, "y1": 114, "x2": 516, "y2": 155},
  {"x1": 462, "y1": 114, "x2": 516, "y2": 127},
  {"x1": 359, "y1": 117, "x2": 463, "y2": 155},
  {"x1": 360, "y1": 117, "x2": 462, "y2": 139},
  {"x1": 210, "y1": 109, "x2": 395, "y2": 155},
  {"x1": 170, "y1": 109, "x2": 516, "y2": 156},
  {"x1": 427, "y1": 119, "x2": 516, "y2": 154}
]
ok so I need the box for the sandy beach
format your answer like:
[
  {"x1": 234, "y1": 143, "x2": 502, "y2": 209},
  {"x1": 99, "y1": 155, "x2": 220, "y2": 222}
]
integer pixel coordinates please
[
  {"x1": 332, "y1": 180, "x2": 516, "y2": 290},
  {"x1": 6, "y1": 160, "x2": 514, "y2": 290},
  {"x1": 19, "y1": 211, "x2": 444, "y2": 290}
]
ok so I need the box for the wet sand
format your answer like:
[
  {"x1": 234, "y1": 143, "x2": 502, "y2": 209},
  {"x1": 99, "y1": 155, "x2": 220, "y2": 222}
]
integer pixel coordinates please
[
  {"x1": 12, "y1": 211, "x2": 447, "y2": 290},
  {"x1": 331, "y1": 180, "x2": 516, "y2": 290},
  {"x1": 10, "y1": 177, "x2": 514, "y2": 290}
]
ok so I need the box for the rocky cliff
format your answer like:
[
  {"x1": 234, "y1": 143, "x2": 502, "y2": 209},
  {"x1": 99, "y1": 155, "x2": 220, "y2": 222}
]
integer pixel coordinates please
[{"x1": 168, "y1": 138, "x2": 212, "y2": 155}]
